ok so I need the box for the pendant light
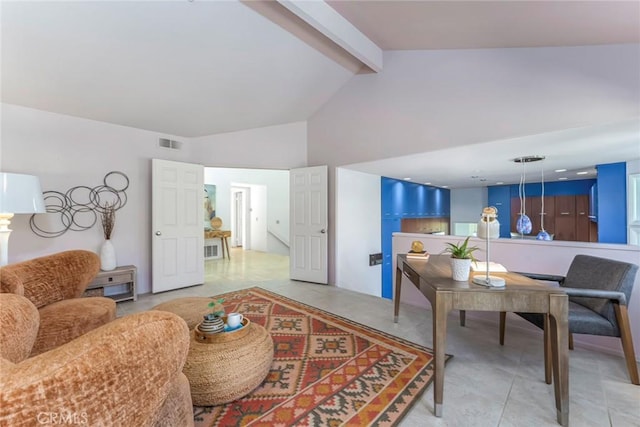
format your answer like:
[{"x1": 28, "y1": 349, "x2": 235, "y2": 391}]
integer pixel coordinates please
[
  {"x1": 536, "y1": 159, "x2": 552, "y2": 240},
  {"x1": 515, "y1": 158, "x2": 532, "y2": 235},
  {"x1": 514, "y1": 156, "x2": 546, "y2": 236}
]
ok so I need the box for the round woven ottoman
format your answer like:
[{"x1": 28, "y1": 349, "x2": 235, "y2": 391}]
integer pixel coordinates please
[
  {"x1": 184, "y1": 322, "x2": 274, "y2": 406},
  {"x1": 152, "y1": 297, "x2": 221, "y2": 330}
]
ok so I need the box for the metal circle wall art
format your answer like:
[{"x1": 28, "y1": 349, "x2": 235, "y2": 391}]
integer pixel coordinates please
[{"x1": 30, "y1": 171, "x2": 129, "y2": 238}]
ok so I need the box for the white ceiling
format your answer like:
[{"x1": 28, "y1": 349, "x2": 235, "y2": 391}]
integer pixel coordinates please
[
  {"x1": 2, "y1": 1, "x2": 639, "y2": 187},
  {"x1": 345, "y1": 119, "x2": 640, "y2": 188},
  {"x1": 327, "y1": 1, "x2": 640, "y2": 50},
  {"x1": 1, "y1": 1, "x2": 354, "y2": 137}
]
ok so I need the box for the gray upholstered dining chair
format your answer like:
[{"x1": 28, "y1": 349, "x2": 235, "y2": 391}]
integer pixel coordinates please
[{"x1": 499, "y1": 254, "x2": 639, "y2": 385}]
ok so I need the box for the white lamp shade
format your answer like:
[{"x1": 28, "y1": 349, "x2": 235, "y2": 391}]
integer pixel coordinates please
[
  {"x1": 477, "y1": 210, "x2": 500, "y2": 239},
  {"x1": 0, "y1": 173, "x2": 46, "y2": 214},
  {"x1": 478, "y1": 219, "x2": 500, "y2": 239}
]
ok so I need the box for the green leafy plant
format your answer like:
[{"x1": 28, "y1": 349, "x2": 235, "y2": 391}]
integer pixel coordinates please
[
  {"x1": 207, "y1": 298, "x2": 225, "y2": 317},
  {"x1": 443, "y1": 236, "x2": 479, "y2": 261}
]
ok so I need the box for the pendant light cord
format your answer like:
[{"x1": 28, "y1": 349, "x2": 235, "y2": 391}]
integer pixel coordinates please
[
  {"x1": 518, "y1": 159, "x2": 526, "y2": 235},
  {"x1": 540, "y1": 167, "x2": 545, "y2": 231}
]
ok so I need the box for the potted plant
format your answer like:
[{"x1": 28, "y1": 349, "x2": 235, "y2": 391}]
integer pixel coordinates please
[
  {"x1": 199, "y1": 299, "x2": 226, "y2": 335},
  {"x1": 205, "y1": 298, "x2": 225, "y2": 320},
  {"x1": 443, "y1": 236, "x2": 479, "y2": 281}
]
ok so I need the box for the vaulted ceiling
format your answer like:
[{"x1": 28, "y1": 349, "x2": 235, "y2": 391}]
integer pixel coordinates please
[{"x1": 2, "y1": 1, "x2": 639, "y2": 187}]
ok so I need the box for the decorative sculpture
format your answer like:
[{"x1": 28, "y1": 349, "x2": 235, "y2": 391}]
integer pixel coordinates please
[{"x1": 30, "y1": 171, "x2": 129, "y2": 238}]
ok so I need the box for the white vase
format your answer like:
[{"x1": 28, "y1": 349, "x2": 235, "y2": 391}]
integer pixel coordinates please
[
  {"x1": 100, "y1": 239, "x2": 117, "y2": 271},
  {"x1": 450, "y1": 258, "x2": 472, "y2": 281}
]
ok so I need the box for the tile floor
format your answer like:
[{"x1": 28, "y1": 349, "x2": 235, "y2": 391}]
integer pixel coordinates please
[{"x1": 117, "y1": 249, "x2": 640, "y2": 427}]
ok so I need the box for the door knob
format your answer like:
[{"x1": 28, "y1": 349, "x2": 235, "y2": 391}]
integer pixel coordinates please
[
  {"x1": 320, "y1": 229, "x2": 326, "y2": 234},
  {"x1": 155, "y1": 231, "x2": 162, "y2": 236}
]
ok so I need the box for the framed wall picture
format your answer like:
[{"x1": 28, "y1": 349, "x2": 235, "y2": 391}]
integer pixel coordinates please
[{"x1": 204, "y1": 184, "x2": 216, "y2": 228}]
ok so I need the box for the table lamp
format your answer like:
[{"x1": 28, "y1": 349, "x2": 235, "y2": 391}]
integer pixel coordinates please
[
  {"x1": 472, "y1": 206, "x2": 505, "y2": 287},
  {"x1": 0, "y1": 172, "x2": 46, "y2": 266}
]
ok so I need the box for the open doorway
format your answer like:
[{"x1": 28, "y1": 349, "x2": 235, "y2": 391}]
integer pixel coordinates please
[
  {"x1": 204, "y1": 167, "x2": 288, "y2": 251},
  {"x1": 230, "y1": 187, "x2": 248, "y2": 248}
]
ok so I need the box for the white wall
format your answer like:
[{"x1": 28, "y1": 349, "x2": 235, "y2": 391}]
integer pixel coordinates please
[
  {"x1": 308, "y1": 45, "x2": 639, "y2": 167},
  {"x1": 450, "y1": 187, "x2": 487, "y2": 225},
  {"x1": 1, "y1": 104, "x2": 306, "y2": 294},
  {"x1": 191, "y1": 121, "x2": 308, "y2": 170},
  {"x1": 204, "y1": 167, "x2": 289, "y2": 255},
  {"x1": 335, "y1": 168, "x2": 381, "y2": 296},
  {"x1": 392, "y1": 233, "x2": 640, "y2": 361}
]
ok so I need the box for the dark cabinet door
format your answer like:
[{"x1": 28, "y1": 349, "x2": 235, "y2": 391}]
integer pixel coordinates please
[
  {"x1": 555, "y1": 217, "x2": 576, "y2": 241},
  {"x1": 530, "y1": 196, "x2": 555, "y2": 235},
  {"x1": 555, "y1": 196, "x2": 576, "y2": 241},
  {"x1": 555, "y1": 195, "x2": 575, "y2": 217},
  {"x1": 576, "y1": 195, "x2": 590, "y2": 242}
]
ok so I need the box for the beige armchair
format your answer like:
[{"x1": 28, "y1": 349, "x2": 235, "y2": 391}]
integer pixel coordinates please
[
  {"x1": 0, "y1": 250, "x2": 116, "y2": 355},
  {"x1": 0, "y1": 293, "x2": 194, "y2": 426}
]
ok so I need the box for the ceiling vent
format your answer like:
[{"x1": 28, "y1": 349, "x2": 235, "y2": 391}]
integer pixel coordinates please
[{"x1": 158, "y1": 138, "x2": 182, "y2": 150}]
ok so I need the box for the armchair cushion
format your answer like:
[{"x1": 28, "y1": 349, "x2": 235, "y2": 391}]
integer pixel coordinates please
[
  {"x1": 0, "y1": 269, "x2": 23, "y2": 295},
  {"x1": 1, "y1": 250, "x2": 101, "y2": 306},
  {"x1": 149, "y1": 373, "x2": 194, "y2": 427},
  {"x1": 0, "y1": 250, "x2": 116, "y2": 355},
  {"x1": 31, "y1": 297, "x2": 116, "y2": 356},
  {"x1": 519, "y1": 301, "x2": 619, "y2": 337},
  {"x1": 0, "y1": 294, "x2": 39, "y2": 363},
  {"x1": 0, "y1": 309, "x2": 192, "y2": 427},
  {"x1": 23, "y1": 280, "x2": 64, "y2": 308}
]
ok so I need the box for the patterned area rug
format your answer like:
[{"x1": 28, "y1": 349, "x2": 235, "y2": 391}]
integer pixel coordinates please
[{"x1": 193, "y1": 287, "x2": 447, "y2": 426}]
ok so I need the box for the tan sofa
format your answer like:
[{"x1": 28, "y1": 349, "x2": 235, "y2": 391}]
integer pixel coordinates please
[
  {"x1": 0, "y1": 292, "x2": 194, "y2": 426},
  {"x1": 0, "y1": 250, "x2": 116, "y2": 355},
  {"x1": 0, "y1": 249, "x2": 195, "y2": 426}
]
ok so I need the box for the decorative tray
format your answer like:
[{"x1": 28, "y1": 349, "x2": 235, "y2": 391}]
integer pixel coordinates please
[{"x1": 194, "y1": 316, "x2": 250, "y2": 344}]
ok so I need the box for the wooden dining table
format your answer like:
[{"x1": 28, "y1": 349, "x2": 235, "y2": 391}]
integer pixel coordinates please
[{"x1": 394, "y1": 254, "x2": 569, "y2": 426}]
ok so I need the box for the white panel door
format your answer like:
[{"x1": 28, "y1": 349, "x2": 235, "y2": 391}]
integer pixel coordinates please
[
  {"x1": 290, "y1": 165, "x2": 328, "y2": 284},
  {"x1": 152, "y1": 159, "x2": 204, "y2": 293}
]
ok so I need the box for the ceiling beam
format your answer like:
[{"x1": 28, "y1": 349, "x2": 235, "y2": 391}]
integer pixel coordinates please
[{"x1": 277, "y1": 0, "x2": 383, "y2": 72}]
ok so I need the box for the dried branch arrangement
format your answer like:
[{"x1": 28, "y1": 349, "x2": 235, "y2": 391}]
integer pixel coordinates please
[{"x1": 101, "y1": 202, "x2": 116, "y2": 240}]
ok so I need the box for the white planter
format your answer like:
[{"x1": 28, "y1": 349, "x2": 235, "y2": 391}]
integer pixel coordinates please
[
  {"x1": 450, "y1": 257, "x2": 472, "y2": 281},
  {"x1": 100, "y1": 239, "x2": 117, "y2": 271}
]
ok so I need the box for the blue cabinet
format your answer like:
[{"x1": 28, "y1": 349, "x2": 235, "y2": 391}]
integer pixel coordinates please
[
  {"x1": 381, "y1": 178, "x2": 405, "y2": 218},
  {"x1": 411, "y1": 182, "x2": 429, "y2": 217},
  {"x1": 596, "y1": 162, "x2": 626, "y2": 243},
  {"x1": 488, "y1": 185, "x2": 511, "y2": 238},
  {"x1": 381, "y1": 218, "x2": 401, "y2": 299},
  {"x1": 439, "y1": 189, "x2": 451, "y2": 216},
  {"x1": 380, "y1": 177, "x2": 451, "y2": 298}
]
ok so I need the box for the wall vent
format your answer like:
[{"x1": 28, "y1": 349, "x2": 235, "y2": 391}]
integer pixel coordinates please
[
  {"x1": 204, "y1": 243, "x2": 219, "y2": 259},
  {"x1": 159, "y1": 138, "x2": 182, "y2": 150}
]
